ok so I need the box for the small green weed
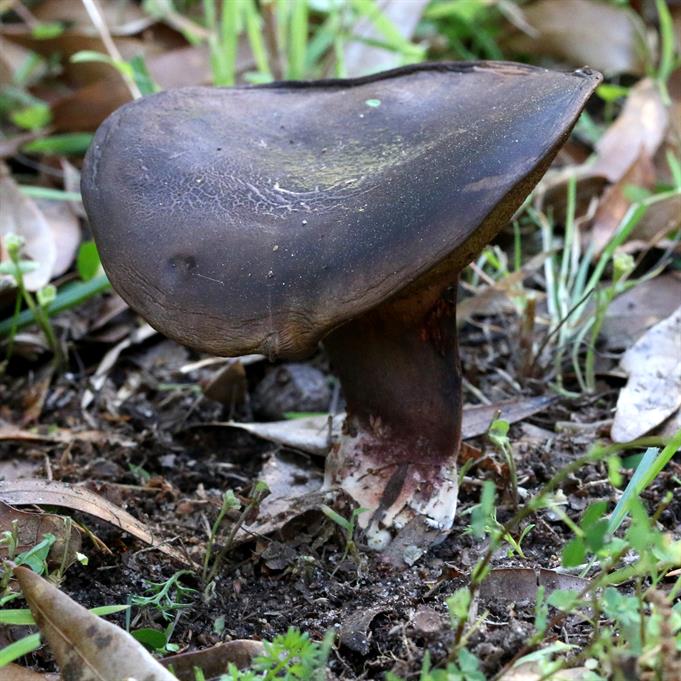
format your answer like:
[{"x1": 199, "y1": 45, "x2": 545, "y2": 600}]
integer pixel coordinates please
[
  {"x1": 1, "y1": 233, "x2": 62, "y2": 366},
  {"x1": 202, "y1": 481, "x2": 269, "y2": 591},
  {"x1": 206, "y1": 628, "x2": 334, "y2": 681},
  {"x1": 320, "y1": 503, "x2": 366, "y2": 571}
]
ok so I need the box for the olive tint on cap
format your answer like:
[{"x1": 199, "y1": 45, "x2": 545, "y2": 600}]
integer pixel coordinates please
[{"x1": 82, "y1": 62, "x2": 600, "y2": 360}]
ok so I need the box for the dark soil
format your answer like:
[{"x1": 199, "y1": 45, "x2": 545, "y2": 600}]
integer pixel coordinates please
[{"x1": 2, "y1": 307, "x2": 679, "y2": 679}]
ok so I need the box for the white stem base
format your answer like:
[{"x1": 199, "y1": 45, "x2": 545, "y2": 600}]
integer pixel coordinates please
[{"x1": 323, "y1": 426, "x2": 458, "y2": 552}]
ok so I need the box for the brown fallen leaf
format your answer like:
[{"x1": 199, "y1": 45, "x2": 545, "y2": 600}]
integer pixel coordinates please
[
  {"x1": 590, "y1": 150, "x2": 656, "y2": 254},
  {"x1": 611, "y1": 304, "x2": 681, "y2": 442},
  {"x1": 221, "y1": 414, "x2": 343, "y2": 456},
  {"x1": 14, "y1": 565, "x2": 177, "y2": 681},
  {"x1": 202, "y1": 359, "x2": 248, "y2": 406},
  {"x1": 51, "y1": 75, "x2": 131, "y2": 132},
  {"x1": 52, "y1": 43, "x2": 247, "y2": 132},
  {"x1": 479, "y1": 567, "x2": 589, "y2": 604},
  {"x1": 32, "y1": 0, "x2": 154, "y2": 35},
  {"x1": 18, "y1": 363, "x2": 54, "y2": 426},
  {"x1": 601, "y1": 273, "x2": 681, "y2": 350},
  {"x1": 0, "y1": 28, "x2": 158, "y2": 88},
  {"x1": 161, "y1": 640, "x2": 265, "y2": 679},
  {"x1": 0, "y1": 500, "x2": 81, "y2": 569},
  {"x1": 592, "y1": 78, "x2": 669, "y2": 184},
  {"x1": 505, "y1": 0, "x2": 646, "y2": 76},
  {"x1": 0, "y1": 479, "x2": 192, "y2": 566},
  {"x1": 0, "y1": 423, "x2": 134, "y2": 447}
]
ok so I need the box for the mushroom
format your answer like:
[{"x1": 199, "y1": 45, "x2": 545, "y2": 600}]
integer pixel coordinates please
[{"x1": 81, "y1": 62, "x2": 600, "y2": 552}]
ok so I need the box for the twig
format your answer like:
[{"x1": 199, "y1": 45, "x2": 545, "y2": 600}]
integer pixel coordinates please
[{"x1": 81, "y1": 0, "x2": 142, "y2": 99}]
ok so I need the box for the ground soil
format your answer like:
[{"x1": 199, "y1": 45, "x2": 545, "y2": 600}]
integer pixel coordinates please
[{"x1": 1, "y1": 307, "x2": 679, "y2": 679}]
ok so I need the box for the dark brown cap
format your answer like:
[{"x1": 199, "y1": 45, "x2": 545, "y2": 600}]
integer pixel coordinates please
[{"x1": 82, "y1": 62, "x2": 601, "y2": 358}]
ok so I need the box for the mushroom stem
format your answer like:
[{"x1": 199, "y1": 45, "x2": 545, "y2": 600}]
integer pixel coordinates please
[{"x1": 323, "y1": 278, "x2": 462, "y2": 550}]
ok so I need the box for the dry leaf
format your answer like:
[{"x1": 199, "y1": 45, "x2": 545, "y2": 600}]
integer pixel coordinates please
[
  {"x1": 611, "y1": 304, "x2": 681, "y2": 442},
  {"x1": 505, "y1": 0, "x2": 646, "y2": 76},
  {"x1": 202, "y1": 359, "x2": 248, "y2": 405},
  {"x1": 221, "y1": 396, "x2": 556, "y2": 456},
  {"x1": 161, "y1": 640, "x2": 265, "y2": 679},
  {"x1": 243, "y1": 452, "x2": 324, "y2": 540},
  {"x1": 479, "y1": 567, "x2": 589, "y2": 603},
  {"x1": 0, "y1": 163, "x2": 56, "y2": 291},
  {"x1": 223, "y1": 414, "x2": 344, "y2": 456},
  {"x1": 35, "y1": 199, "x2": 80, "y2": 279},
  {"x1": 0, "y1": 664, "x2": 54, "y2": 680},
  {"x1": 0, "y1": 500, "x2": 82, "y2": 568},
  {"x1": 601, "y1": 273, "x2": 681, "y2": 350},
  {"x1": 458, "y1": 251, "x2": 550, "y2": 323},
  {"x1": 14, "y1": 565, "x2": 177, "y2": 681},
  {"x1": 633, "y1": 193, "x2": 681, "y2": 242},
  {"x1": 52, "y1": 76, "x2": 132, "y2": 132},
  {"x1": 0, "y1": 479, "x2": 192, "y2": 565},
  {"x1": 0, "y1": 422, "x2": 134, "y2": 447},
  {"x1": 81, "y1": 322, "x2": 157, "y2": 409},
  {"x1": 343, "y1": 0, "x2": 429, "y2": 76},
  {"x1": 592, "y1": 78, "x2": 668, "y2": 183},
  {"x1": 590, "y1": 151, "x2": 656, "y2": 254},
  {"x1": 32, "y1": 0, "x2": 154, "y2": 35},
  {"x1": 0, "y1": 29, "x2": 158, "y2": 88}
]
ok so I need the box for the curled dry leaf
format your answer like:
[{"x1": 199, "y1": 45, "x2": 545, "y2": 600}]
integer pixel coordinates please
[
  {"x1": 161, "y1": 640, "x2": 265, "y2": 679},
  {"x1": 14, "y1": 565, "x2": 177, "y2": 681},
  {"x1": 0, "y1": 500, "x2": 82, "y2": 569},
  {"x1": 0, "y1": 479, "x2": 192, "y2": 566},
  {"x1": 505, "y1": 0, "x2": 646, "y2": 76},
  {"x1": 611, "y1": 304, "x2": 681, "y2": 442}
]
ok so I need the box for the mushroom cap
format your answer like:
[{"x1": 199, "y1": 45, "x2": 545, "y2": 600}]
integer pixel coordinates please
[{"x1": 82, "y1": 62, "x2": 600, "y2": 359}]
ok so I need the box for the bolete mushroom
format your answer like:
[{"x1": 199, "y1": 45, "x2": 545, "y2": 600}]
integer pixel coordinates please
[{"x1": 81, "y1": 62, "x2": 600, "y2": 551}]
